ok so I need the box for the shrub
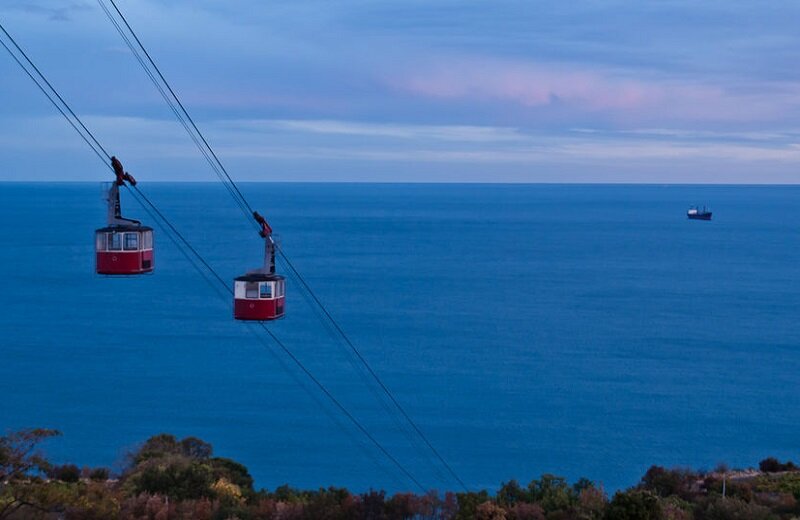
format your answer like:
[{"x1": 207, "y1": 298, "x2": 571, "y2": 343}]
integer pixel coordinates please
[
  {"x1": 604, "y1": 490, "x2": 661, "y2": 520},
  {"x1": 129, "y1": 457, "x2": 215, "y2": 500},
  {"x1": 640, "y1": 466, "x2": 698, "y2": 499},
  {"x1": 700, "y1": 497, "x2": 774, "y2": 520},
  {"x1": 88, "y1": 467, "x2": 110, "y2": 481},
  {"x1": 759, "y1": 457, "x2": 797, "y2": 473},
  {"x1": 48, "y1": 463, "x2": 81, "y2": 483}
]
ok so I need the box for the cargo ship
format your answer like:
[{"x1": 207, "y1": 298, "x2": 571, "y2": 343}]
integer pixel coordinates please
[{"x1": 687, "y1": 205, "x2": 712, "y2": 220}]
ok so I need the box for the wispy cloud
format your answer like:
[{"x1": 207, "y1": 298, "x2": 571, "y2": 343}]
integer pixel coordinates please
[
  {"x1": 4, "y1": 115, "x2": 800, "y2": 181},
  {"x1": 2, "y1": 1, "x2": 91, "y2": 22},
  {"x1": 225, "y1": 119, "x2": 527, "y2": 143},
  {"x1": 388, "y1": 56, "x2": 800, "y2": 123}
]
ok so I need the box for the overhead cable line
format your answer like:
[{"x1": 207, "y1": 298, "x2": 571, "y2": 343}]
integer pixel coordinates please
[
  {"x1": 0, "y1": 20, "x2": 426, "y2": 492},
  {"x1": 97, "y1": 0, "x2": 468, "y2": 491},
  {"x1": 97, "y1": 0, "x2": 255, "y2": 225},
  {"x1": 94, "y1": 0, "x2": 253, "y2": 222}
]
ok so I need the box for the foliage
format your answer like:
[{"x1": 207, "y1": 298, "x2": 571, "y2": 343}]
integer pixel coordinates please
[
  {"x1": 527, "y1": 474, "x2": 578, "y2": 512},
  {"x1": 639, "y1": 466, "x2": 698, "y2": 499},
  {"x1": 698, "y1": 496, "x2": 775, "y2": 520},
  {"x1": 88, "y1": 467, "x2": 111, "y2": 481},
  {"x1": 0, "y1": 428, "x2": 60, "y2": 481},
  {"x1": 0, "y1": 428, "x2": 62, "y2": 519},
  {"x1": 759, "y1": 457, "x2": 797, "y2": 473},
  {"x1": 604, "y1": 489, "x2": 661, "y2": 520},
  {"x1": 4, "y1": 428, "x2": 800, "y2": 520},
  {"x1": 47, "y1": 464, "x2": 81, "y2": 483}
]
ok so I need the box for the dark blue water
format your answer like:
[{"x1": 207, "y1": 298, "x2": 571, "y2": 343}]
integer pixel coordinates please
[{"x1": 1, "y1": 183, "x2": 798, "y2": 493}]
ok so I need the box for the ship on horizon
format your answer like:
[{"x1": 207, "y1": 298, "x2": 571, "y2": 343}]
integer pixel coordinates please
[{"x1": 687, "y1": 205, "x2": 712, "y2": 220}]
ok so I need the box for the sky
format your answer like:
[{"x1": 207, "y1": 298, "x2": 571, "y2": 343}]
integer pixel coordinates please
[{"x1": 2, "y1": 0, "x2": 800, "y2": 182}]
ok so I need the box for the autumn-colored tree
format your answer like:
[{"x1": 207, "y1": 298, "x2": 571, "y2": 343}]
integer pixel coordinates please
[
  {"x1": 0, "y1": 428, "x2": 61, "y2": 519},
  {"x1": 506, "y1": 502, "x2": 545, "y2": 520},
  {"x1": 475, "y1": 500, "x2": 507, "y2": 520}
]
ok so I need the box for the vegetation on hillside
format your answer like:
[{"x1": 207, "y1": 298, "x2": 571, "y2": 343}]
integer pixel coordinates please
[{"x1": 1, "y1": 428, "x2": 798, "y2": 519}]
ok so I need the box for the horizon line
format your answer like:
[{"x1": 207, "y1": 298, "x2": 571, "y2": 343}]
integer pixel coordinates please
[{"x1": 2, "y1": 180, "x2": 800, "y2": 187}]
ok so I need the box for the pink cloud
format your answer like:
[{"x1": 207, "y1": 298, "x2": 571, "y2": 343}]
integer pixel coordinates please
[{"x1": 390, "y1": 57, "x2": 739, "y2": 116}]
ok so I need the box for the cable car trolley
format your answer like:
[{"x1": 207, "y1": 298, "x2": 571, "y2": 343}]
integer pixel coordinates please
[
  {"x1": 234, "y1": 212, "x2": 285, "y2": 321},
  {"x1": 94, "y1": 157, "x2": 154, "y2": 275}
]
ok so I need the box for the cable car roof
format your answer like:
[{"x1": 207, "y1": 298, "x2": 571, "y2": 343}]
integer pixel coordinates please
[
  {"x1": 95, "y1": 224, "x2": 153, "y2": 232},
  {"x1": 234, "y1": 272, "x2": 285, "y2": 282}
]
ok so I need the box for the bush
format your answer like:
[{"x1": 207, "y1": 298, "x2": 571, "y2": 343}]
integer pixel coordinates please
[
  {"x1": 48, "y1": 463, "x2": 81, "y2": 482},
  {"x1": 88, "y1": 467, "x2": 110, "y2": 481},
  {"x1": 130, "y1": 457, "x2": 215, "y2": 500},
  {"x1": 700, "y1": 497, "x2": 774, "y2": 520},
  {"x1": 605, "y1": 490, "x2": 661, "y2": 520},
  {"x1": 759, "y1": 457, "x2": 797, "y2": 473},
  {"x1": 640, "y1": 466, "x2": 698, "y2": 499}
]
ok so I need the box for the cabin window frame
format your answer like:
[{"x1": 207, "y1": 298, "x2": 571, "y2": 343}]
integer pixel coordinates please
[
  {"x1": 107, "y1": 232, "x2": 123, "y2": 251},
  {"x1": 245, "y1": 281, "x2": 259, "y2": 299},
  {"x1": 95, "y1": 232, "x2": 106, "y2": 252},
  {"x1": 141, "y1": 230, "x2": 153, "y2": 250},
  {"x1": 259, "y1": 282, "x2": 273, "y2": 299},
  {"x1": 123, "y1": 232, "x2": 140, "y2": 251}
]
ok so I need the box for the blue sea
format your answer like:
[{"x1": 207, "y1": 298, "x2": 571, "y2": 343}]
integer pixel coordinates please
[{"x1": 1, "y1": 183, "x2": 798, "y2": 494}]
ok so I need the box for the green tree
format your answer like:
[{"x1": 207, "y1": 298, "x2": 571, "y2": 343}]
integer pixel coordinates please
[
  {"x1": 528, "y1": 474, "x2": 577, "y2": 512},
  {"x1": 497, "y1": 480, "x2": 530, "y2": 507},
  {"x1": 127, "y1": 456, "x2": 215, "y2": 500},
  {"x1": 209, "y1": 457, "x2": 254, "y2": 492},
  {"x1": 455, "y1": 490, "x2": 490, "y2": 520}
]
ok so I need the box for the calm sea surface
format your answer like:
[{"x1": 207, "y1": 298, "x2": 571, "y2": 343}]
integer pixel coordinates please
[{"x1": 1, "y1": 183, "x2": 798, "y2": 493}]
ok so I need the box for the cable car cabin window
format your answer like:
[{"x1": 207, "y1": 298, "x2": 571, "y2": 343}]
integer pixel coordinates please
[
  {"x1": 123, "y1": 232, "x2": 139, "y2": 251},
  {"x1": 245, "y1": 282, "x2": 259, "y2": 299},
  {"x1": 107, "y1": 233, "x2": 122, "y2": 251},
  {"x1": 142, "y1": 230, "x2": 153, "y2": 250},
  {"x1": 276, "y1": 280, "x2": 285, "y2": 297},
  {"x1": 95, "y1": 233, "x2": 106, "y2": 252},
  {"x1": 260, "y1": 282, "x2": 273, "y2": 299}
]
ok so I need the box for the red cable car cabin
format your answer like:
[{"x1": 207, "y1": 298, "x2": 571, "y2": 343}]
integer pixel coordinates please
[
  {"x1": 95, "y1": 156, "x2": 154, "y2": 275},
  {"x1": 233, "y1": 272, "x2": 286, "y2": 320},
  {"x1": 234, "y1": 212, "x2": 285, "y2": 321},
  {"x1": 95, "y1": 225, "x2": 154, "y2": 275}
]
